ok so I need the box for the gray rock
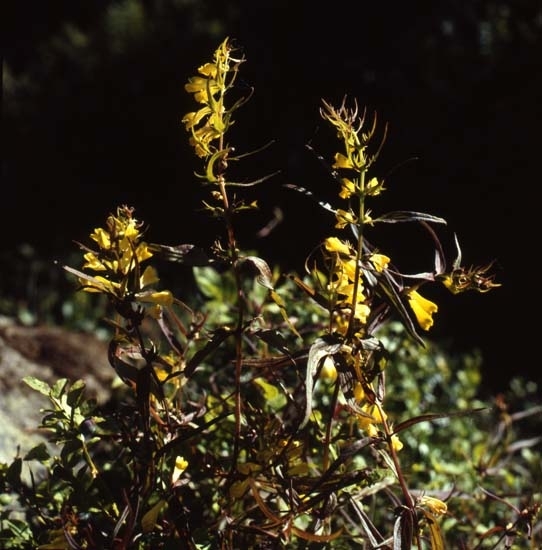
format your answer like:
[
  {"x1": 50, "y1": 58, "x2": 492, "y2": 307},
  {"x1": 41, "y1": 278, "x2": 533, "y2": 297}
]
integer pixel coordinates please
[{"x1": 0, "y1": 317, "x2": 115, "y2": 466}]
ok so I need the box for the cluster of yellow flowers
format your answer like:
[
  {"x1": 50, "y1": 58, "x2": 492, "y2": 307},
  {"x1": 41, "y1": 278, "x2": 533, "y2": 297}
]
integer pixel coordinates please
[
  {"x1": 182, "y1": 38, "x2": 245, "y2": 160},
  {"x1": 68, "y1": 205, "x2": 173, "y2": 309},
  {"x1": 324, "y1": 236, "x2": 389, "y2": 333}
]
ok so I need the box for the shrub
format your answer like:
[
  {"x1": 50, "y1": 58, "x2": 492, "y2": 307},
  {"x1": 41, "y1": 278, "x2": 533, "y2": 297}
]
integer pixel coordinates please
[{"x1": 1, "y1": 37, "x2": 540, "y2": 550}]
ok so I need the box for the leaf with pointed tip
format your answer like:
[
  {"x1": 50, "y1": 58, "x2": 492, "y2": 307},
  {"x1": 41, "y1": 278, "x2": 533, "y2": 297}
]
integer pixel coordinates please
[
  {"x1": 240, "y1": 255, "x2": 274, "y2": 289},
  {"x1": 24, "y1": 443, "x2": 51, "y2": 461},
  {"x1": 372, "y1": 211, "x2": 446, "y2": 225},
  {"x1": 300, "y1": 338, "x2": 342, "y2": 429}
]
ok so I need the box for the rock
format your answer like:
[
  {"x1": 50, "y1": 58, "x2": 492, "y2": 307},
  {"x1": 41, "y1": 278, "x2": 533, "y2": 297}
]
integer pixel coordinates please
[{"x1": 0, "y1": 317, "x2": 115, "y2": 466}]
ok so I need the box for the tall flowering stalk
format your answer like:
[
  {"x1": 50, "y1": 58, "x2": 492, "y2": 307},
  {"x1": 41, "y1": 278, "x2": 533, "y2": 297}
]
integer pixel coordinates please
[
  {"x1": 292, "y1": 96, "x2": 500, "y2": 544},
  {"x1": 182, "y1": 37, "x2": 285, "y2": 502}
]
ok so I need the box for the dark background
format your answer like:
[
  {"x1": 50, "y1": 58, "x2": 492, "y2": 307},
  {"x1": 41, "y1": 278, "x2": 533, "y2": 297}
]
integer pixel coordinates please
[{"x1": 3, "y1": 1, "x2": 541, "y2": 393}]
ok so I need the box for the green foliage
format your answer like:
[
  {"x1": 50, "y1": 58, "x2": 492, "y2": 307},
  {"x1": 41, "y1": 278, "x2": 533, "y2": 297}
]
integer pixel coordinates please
[{"x1": 1, "y1": 38, "x2": 540, "y2": 550}]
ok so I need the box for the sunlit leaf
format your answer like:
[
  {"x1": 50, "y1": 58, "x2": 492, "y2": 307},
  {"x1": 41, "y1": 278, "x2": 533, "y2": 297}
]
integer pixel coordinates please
[
  {"x1": 240, "y1": 255, "x2": 274, "y2": 290},
  {"x1": 22, "y1": 376, "x2": 51, "y2": 396},
  {"x1": 372, "y1": 211, "x2": 446, "y2": 225},
  {"x1": 300, "y1": 338, "x2": 342, "y2": 428}
]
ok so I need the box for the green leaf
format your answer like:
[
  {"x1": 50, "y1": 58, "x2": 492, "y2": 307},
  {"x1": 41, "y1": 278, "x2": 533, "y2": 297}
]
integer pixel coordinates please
[
  {"x1": 269, "y1": 290, "x2": 302, "y2": 340},
  {"x1": 253, "y1": 377, "x2": 286, "y2": 410},
  {"x1": 67, "y1": 379, "x2": 86, "y2": 407},
  {"x1": 60, "y1": 438, "x2": 82, "y2": 467},
  {"x1": 193, "y1": 266, "x2": 223, "y2": 300},
  {"x1": 6, "y1": 458, "x2": 22, "y2": 485},
  {"x1": 24, "y1": 443, "x2": 51, "y2": 461},
  {"x1": 22, "y1": 376, "x2": 51, "y2": 396},
  {"x1": 51, "y1": 378, "x2": 69, "y2": 399}
]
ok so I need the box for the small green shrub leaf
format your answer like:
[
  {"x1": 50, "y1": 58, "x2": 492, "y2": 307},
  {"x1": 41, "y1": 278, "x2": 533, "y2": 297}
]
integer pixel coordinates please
[
  {"x1": 22, "y1": 376, "x2": 51, "y2": 396},
  {"x1": 24, "y1": 443, "x2": 50, "y2": 461}
]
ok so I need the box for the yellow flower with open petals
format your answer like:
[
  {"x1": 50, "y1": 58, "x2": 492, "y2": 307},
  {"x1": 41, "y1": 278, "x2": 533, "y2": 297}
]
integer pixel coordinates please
[
  {"x1": 82, "y1": 252, "x2": 107, "y2": 272},
  {"x1": 324, "y1": 236, "x2": 352, "y2": 256},
  {"x1": 339, "y1": 177, "x2": 356, "y2": 199},
  {"x1": 390, "y1": 434, "x2": 403, "y2": 452},
  {"x1": 370, "y1": 253, "x2": 390, "y2": 273},
  {"x1": 366, "y1": 176, "x2": 385, "y2": 196},
  {"x1": 182, "y1": 106, "x2": 212, "y2": 130},
  {"x1": 185, "y1": 76, "x2": 220, "y2": 104},
  {"x1": 138, "y1": 290, "x2": 173, "y2": 307},
  {"x1": 332, "y1": 152, "x2": 354, "y2": 170},
  {"x1": 197, "y1": 62, "x2": 218, "y2": 78},
  {"x1": 79, "y1": 275, "x2": 121, "y2": 295},
  {"x1": 90, "y1": 227, "x2": 111, "y2": 250},
  {"x1": 171, "y1": 456, "x2": 188, "y2": 485},
  {"x1": 335, "y1": 209, "x2": 357, "y2": 229},
  {"x1": 407, "y1": 289, "x2": 438, "y2": 331},
  {"x1": 418, "y1": 495, "x2": 448, "y2": 516}
]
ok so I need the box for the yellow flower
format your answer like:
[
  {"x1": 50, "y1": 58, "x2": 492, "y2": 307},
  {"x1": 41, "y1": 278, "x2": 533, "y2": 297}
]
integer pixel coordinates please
[
  {"x1": 353, "y1": 381, "x2": 365, "y2": 402},
  {"x1": 353, "y1": 303, "x2": 371, "y2": 324},
  {"x1": 79, "y1": 275, "x2": 121, "y2": 295},
  {"x1": 370, "y1": 253, "x2": 390, "y2": 272},
  {"x1": 331, "y1": 310, "x2": 349, "y2": 336},
  {"x1": 197, "y1": 62, "x2": 218, "y2": 78},
  {"x1": 82, "y1": 252, "x2": 107, "y2": 272},
  {"x1": 182, "y1": 106, "x2": 212, "y2": 130},
  {"x1": 339, "y1": 177, "x2": 356, "y2": 199},
  {"x1": 189, "y1": 124, "x2": 222, "y2": 157},
  {"x1": 171, "y1": 456, "x2": 188, "y2": 485},
  {"x1": 366, "y1": 176, "x2": 385, "y2": 196},
  {"x1": 365, "y1": 422, "x2": 379, "y2": 436},
  {"x1": 332, "y1": 152, "x2": 354, "y2": 170},
  {"x1": 138, "y1": 290, "x2": 173, "y2": 307},
  {"x1": 320, "y1": 356, "x2": 338, "y2": 383},
  {"x1": 334, "y1": 209, "x2": 357, "y2": 229},
  {"x1": 184, "y1": 76, "x2": 220, "y2": 104},
  {"x1": 183, "y1": 38, "x2": 244, "y2": 159},
  {"x1": 418, "y1": 495, "x2": 448, "y2": 516},
  {"x1": 407, "y1": 289, "x2": 438, "y2": 331},
  {"x1": 324, "y1": 236, "x2": 352, "y2": 256},
  {"x1": 89, "y1": 227, "x2": 111, "y2": 250},
  {"x1": 390, "y1": 434, "x2": 403, "y2": 452},
  {"x1": 140, "y1": 265, "x2": 160, "y2": 288}
]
